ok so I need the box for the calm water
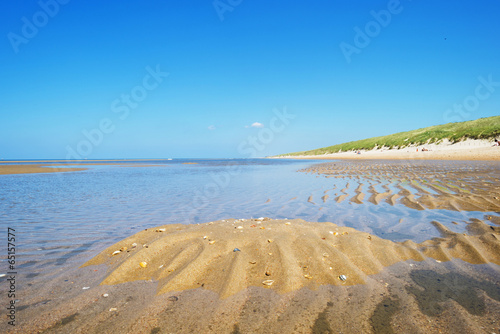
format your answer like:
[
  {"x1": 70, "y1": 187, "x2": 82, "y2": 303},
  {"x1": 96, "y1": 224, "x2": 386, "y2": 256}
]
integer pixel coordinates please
[{"x1": 0, "y1": 159, "x2": 495, "y2": 275}]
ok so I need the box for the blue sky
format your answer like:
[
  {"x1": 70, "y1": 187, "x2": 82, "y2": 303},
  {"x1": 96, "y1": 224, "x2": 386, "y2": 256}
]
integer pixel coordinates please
[{"x1": 1, "y1": 0, "x2": 499, "y2": 159}]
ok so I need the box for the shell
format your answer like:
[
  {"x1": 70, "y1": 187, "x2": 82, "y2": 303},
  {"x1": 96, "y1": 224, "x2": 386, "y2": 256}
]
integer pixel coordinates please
[
  {"x1": 155, "y1": 228, "x2": 166, "y2": 232},
  {"x1": 339, "y1": 275, "x2": 347, "y2": 281},
  {"x1": 233, "y1": 248, "x2": 241, "y2": 252},
  {"x1": 262, "y1": 280, "x2": 274, "y2": 286},
  {"x1": 304, "y1": 274, "x2": 313, "y2": 279},
  {"x1": 208, "y1": 240, "x2": 216, "y2": 245},
  {"x1": 139, "y1": 262, "x2": 148, "y2": 268},
  {"x1": 112, "y1": 250, "x2": 121, "y2": 256}
]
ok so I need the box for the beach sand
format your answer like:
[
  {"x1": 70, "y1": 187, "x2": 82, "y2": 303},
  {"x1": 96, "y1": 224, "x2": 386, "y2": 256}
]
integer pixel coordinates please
[
  {"x1": 0, "y1": 164, "x2": 88, "y2": 175},
  {"x1": 8, "y1": 218, "x2": 500, "y2": 334},
  {"x1": 280, "y1": 139, "x2": 500, "y2": 161},
  {"x1": 299, "y1": 160, "x2": 500, "y2": 212}
]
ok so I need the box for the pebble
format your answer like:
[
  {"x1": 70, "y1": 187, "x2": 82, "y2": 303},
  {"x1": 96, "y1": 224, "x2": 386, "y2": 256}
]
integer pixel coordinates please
[
  {"x1": 131, "y1": 243, "x2": 137, "y2": 248},
  {"x1": 233, "y1": 248, "x2": 241, "y2": 252},
  {"x1": 82, "y1": 287, "x2": 90, "y2": 290},
  {"x1": 109, "y1": 308, "x2": 118, "y2": 312},
  {"x1": 102, "y1": 293, "x2": 109, "y2": 298},
  {"x1": 208, "y1": 240, "x2": 216, "y2": 245},
  {"x1": 267, "y1": 239, "x2": 273, "y2": 243},
  {"x1": 168, "y1": 296, "x2": 178, "y2": 301},
  {"x1": 236, "y1": 226, "x2": 243, "y2": 229},
  {"x1": 304, "y1": 274, "x2": 313, "y2": 279},
  {"x1": 155, "y1": 228, "x2": 166, "y2": 232}
]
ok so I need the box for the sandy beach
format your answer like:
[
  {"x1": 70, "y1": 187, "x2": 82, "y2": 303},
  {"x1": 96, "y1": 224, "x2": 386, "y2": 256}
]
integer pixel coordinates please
[
  {"x1": 278, "y1": 139, "x2": 500, "y2": 161},
  {"x1": 3, "y1": 159, "x2": 500, "y2": 334},
  {"x1": 7, "y1": 217, "x2": 499, "y2": 334}
]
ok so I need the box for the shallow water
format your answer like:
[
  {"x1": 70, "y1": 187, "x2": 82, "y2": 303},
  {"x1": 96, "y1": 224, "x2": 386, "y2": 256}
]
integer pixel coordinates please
[{"x1": 0, "y1": 158, "x2": 498, "y2": 275}]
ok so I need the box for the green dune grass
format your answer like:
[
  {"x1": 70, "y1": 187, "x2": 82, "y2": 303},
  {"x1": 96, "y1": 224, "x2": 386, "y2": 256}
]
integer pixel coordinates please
[{"x1": 278, "y1": 116, "x2": 500, "y2": 156}]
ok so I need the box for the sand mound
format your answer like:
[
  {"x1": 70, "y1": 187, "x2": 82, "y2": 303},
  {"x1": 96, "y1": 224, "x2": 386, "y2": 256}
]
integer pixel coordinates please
[{"x1": 84, "y1": 218, "x2": 500, "y2": 298}]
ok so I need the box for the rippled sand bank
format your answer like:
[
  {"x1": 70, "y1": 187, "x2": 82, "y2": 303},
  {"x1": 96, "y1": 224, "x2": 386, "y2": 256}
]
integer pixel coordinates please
[
  {"x1": 9, "y1": 218, "x2": 500, "y2": 334},
  {"x1": 300, "y1": 160, "x2": 500, "y2": 212}
]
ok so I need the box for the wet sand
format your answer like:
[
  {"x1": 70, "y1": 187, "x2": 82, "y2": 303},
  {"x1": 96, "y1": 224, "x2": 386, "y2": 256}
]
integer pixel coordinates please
[
  {"x1": 0, "y1": 163, "x2": 165, "y2": 175},
  {"x1": 7, "y1": 218, "x2": 500, "y2": 334},
  {"x1": 0, "y1": 164, "x2": 88, "y2": 175},
  {"x1": 300, "y1": 160, "x2": 500, "y2": 212}
]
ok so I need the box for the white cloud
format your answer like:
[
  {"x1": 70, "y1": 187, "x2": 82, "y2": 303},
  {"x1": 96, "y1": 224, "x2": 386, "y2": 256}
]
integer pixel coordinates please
[
  {"x1": 208, "y1": 125, "x2": 216, "y2": 130},
  {"x1": 250, "y1": 122, "x2": 264, "y2": 128}
]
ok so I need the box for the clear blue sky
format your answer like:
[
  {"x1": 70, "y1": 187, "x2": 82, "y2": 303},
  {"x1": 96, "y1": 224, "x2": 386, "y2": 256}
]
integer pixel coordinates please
[{"x1": 1, "y1": 0, "x2": 499, "y2": 159}]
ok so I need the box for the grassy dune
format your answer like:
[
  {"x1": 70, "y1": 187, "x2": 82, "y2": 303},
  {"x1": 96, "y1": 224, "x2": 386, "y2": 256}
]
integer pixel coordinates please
[{"x1": 279, "y1": 116, "x2": 500, "y2": 156}]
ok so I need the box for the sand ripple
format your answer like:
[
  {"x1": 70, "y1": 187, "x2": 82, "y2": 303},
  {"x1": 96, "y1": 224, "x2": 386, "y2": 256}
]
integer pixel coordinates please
[
  {"x1": 300, "y1": 161, "x2": 500, "y2": 212},
  {"x1": 84, "y1": 218, "x2": 500, "y2": 298}
]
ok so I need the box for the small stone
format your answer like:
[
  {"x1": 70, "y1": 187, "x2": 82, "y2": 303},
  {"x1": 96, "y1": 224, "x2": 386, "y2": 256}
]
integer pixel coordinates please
[
  {"x1": 208, "y1": 240, "x2": 216, "y2": 245},
  {"x1": 82, "y1": 287, "x2": 90, "y2": 290},
  {"x1": 329, "y1": 231, "x2": 334, "y2": 235},
  {"x1": 249, "y1": 261, "x2": 257, "y2": 264},
  {"x1": 203, "y1": 236, "x2": 208, "y2": 239},
  {"x1": 155, "y1": 228, "x2": 166, "y2": 232},
  {"x1": 139, "y1": 262, "x2": 148, "y2": 268},
  {"x1": 102, "y1": 293, "x2": 109, "y2": 298},
  {"x1": 120, "y1": 247, "x2": 127, "y2": 252},
  {"x1": 233, "y1": 248, "x2": 241, "y2": 252},
  {"x1": 131, "y1": 243, "x2": 137, "y2": 248},
  {"x1": 168, "y1": 296, "x2": 178, "y2": 302},
  {"x1": 367, "y1": 235, "x2": 372, "y2": 240},
  {"x1": 304, "y1": 274, "x2": 313, "y2": 279},
  {"x1": 267, "y1": 239, "x2": 273, "y2": 243},
  {"x1": 109, "y1": 308, "x2": 118, "y2": 312},
  {"x1": 265, "y1": 271, "x2": 271, "y2": 276},
  {"x1": 236, "y1": 226, "x2": 243, "y2": 229}
]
